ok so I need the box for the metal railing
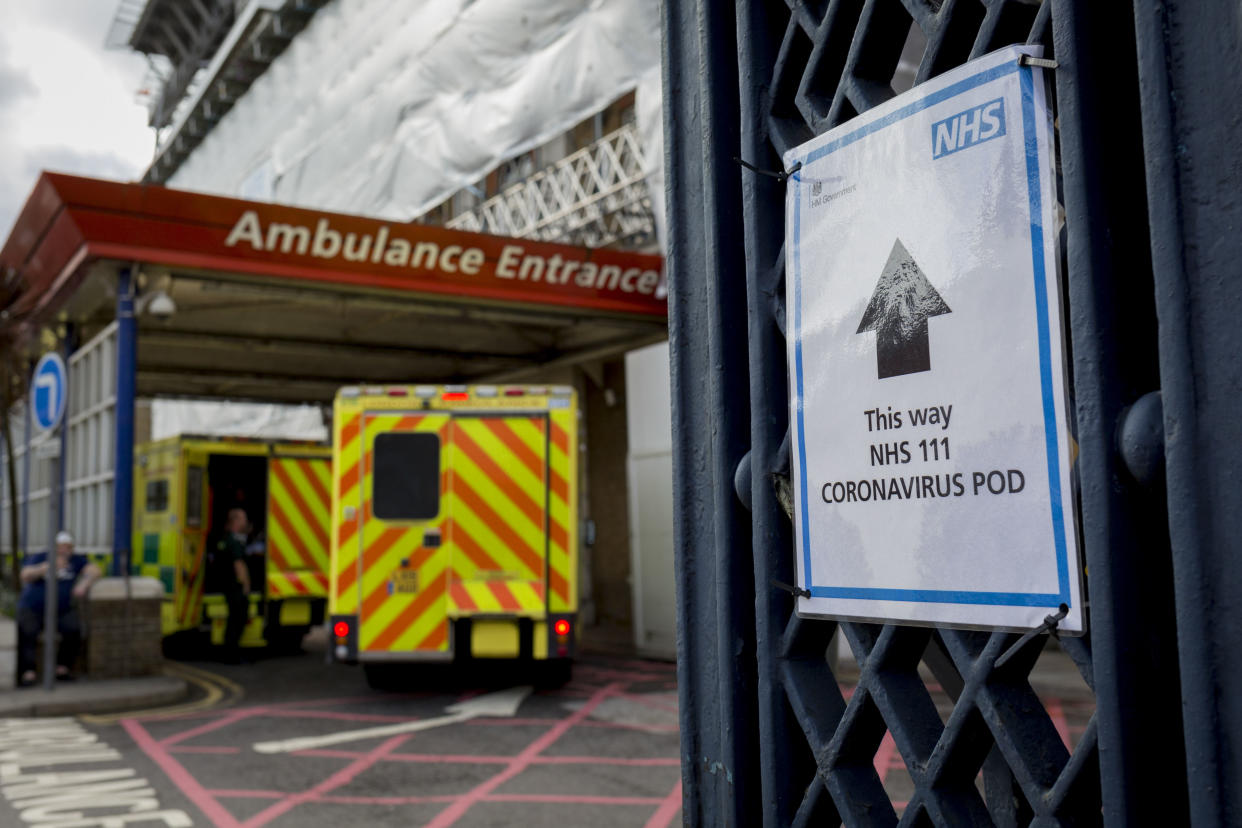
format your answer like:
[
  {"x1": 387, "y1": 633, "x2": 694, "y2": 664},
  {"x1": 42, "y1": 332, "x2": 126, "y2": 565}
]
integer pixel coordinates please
[
  {"x1": 660, "y1": 0, "x2": 1240, "y2": 824},
  {"x1": 445, "y1": 123, "x2": 655, "y2": 249}
]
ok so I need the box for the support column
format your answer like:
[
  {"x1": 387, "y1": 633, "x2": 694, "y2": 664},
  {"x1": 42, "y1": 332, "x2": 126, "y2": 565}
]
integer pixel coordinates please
[
  {"x1": 57, "y1": 324, "x2": 75, "y2": 534},
  {"x1": 112, "y1": 269, "x2": 136, "y2": 576},
  {"x1": 19, "y1": 370, "x2": 31, "y2": 556}
]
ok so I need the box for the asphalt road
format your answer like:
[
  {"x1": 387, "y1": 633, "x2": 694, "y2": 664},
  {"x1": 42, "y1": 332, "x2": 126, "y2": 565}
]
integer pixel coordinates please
[
  {"x1": 6, "y1": 634, "x2": 682, "y2": 828},
  {"x1": 0, "y1": 636, "x2": 1093, "y2": 826}
]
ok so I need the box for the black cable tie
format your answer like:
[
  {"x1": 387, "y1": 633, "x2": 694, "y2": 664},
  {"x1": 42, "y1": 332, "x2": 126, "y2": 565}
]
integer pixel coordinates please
[
  {"x1": 772, "y1": 579, "x2": 811, "y2": 599},
  {"x1": 735, "y1": 157, "x2": 802, "y2": 183},
  {"x1": 994, "y1": 603, "x2": 1069, "y2": 669}
]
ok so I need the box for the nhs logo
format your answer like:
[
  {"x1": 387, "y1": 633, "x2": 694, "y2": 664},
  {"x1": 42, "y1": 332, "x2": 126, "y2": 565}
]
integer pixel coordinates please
[{"x1": 931, "y1": 98, "x2": 1006, "y2": 159}]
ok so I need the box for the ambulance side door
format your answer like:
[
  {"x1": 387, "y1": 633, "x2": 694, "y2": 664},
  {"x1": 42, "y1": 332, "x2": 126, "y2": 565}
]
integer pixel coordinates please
[{"x1": 178, "y1": 448, "x2": 210, "y2": 630}]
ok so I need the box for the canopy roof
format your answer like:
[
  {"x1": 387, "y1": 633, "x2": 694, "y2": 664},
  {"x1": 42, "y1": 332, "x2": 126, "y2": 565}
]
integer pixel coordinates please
[{"x1": 0, "y1": 173, "x2": 666, "y2": 403}]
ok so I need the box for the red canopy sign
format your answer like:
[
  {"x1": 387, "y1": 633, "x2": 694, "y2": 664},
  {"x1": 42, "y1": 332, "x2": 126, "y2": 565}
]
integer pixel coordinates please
[{"x1": 0, "y1": 173, "x2": 666, "y2": 322}]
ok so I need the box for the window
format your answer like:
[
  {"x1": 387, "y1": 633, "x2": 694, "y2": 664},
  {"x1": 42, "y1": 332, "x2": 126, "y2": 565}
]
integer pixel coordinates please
[
  {"x1": 372, "y1": 433, "x2": 441, "y2": 521},
  {"x1": 186, "y1": 467, "x2": 204, "y2": 528},
  {"x1": 146, "y1": 479, "x2": 169, "y2": 512}
]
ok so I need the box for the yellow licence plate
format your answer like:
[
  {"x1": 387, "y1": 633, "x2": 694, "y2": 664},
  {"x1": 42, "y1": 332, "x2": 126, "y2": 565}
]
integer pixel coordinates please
[{"x1": 391, "y1": 570, "x2": 420, "y2": 593}]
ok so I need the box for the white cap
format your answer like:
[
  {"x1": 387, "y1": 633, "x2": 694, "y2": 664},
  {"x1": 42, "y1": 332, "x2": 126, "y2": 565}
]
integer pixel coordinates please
[{"x1": 55, "y1": 531, "x2": 73, "y2": 545}]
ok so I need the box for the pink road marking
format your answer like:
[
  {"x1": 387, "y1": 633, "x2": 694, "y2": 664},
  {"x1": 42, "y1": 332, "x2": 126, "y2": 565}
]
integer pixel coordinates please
[
  {"x1": 218, "y1": 794, "x2": 675, "y2": 804},
  {"x1": 618, "y1": 692, "x2": 680, "y2": 713},
  {"x1": 534, "y1": 756, "x2": 679, "y2": 767},
  {"x1": 296, "y1": 749, "x2": 510, "y2": 764},
  {"x1": 241, "y1": 734, "x2": 410, "y2": 828},
  {"x1": 422, "y1": 681, "x2": 624, "y2": 828},
  {"x1": 580, "y1": 659, "x2": 673, "y2": 675},
  {"x1": 1044, "y1": 697, "x2": 1072, "y2": 750},
  {"x1": 467, "y1": 717, "x2": 679, "y2": 733},
  {"x1": 318, "y1": 794, "x2": 459, "y2": 806},
  {"x1": 576, "y1": 667, "x2": 668, "y2": 683},
  {"x1": 873, "y1": 732, "x2": 898, "y2": 782},
  {"x1": 161, "y1": 708, "x2": 262, "y2": 747},
  {"x1": 264, "y1": 708, "x2": 416, "y2": 723},
  {"x1": 484, "y1": 793, "x2": 663, "y2": 805},
  {"x1": 122, "y1": 718, "x2": 244, "y2": 828},
  {"x1": 266, "y1": 693, "x2": 418, "y2": 708},
  {"x1": 169, "y1": 745, "x2": 241, "y2": 755},
  {"x1": 643, "y1": 780, "x2": 683, "y2": 828},
  {"x1": 292, "y1": 749, "x2": 675, "y2": 767}
]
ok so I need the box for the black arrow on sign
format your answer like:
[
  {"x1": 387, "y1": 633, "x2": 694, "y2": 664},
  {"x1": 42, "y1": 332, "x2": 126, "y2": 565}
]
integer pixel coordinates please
[{"x1": 856, "y1": 239, "x2": 951, "y2": 379}]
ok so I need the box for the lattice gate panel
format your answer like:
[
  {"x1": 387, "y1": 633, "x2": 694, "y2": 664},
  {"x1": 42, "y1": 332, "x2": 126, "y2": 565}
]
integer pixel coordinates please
[
  {"x1": 746, "y1": 4, "x2": 1092, "y2": 825},
  {"x1": 664, "y1": 0, "x2": 1181, "y2": 824}
]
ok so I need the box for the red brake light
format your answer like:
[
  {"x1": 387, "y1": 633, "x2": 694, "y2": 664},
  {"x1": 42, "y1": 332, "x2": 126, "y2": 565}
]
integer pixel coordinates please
[
  {"x1": 442, "y1": 392, "x2": 469, "y2": 401},
  {"x1": 387, "y1": 388, "x2": 408, "y2": 396},
  {"x1": 333, "y1": 621, "x2": 350, "y2": 638},
  {"x1": 554, "y1": 619, "x2": 571, "y2": 637},
  {"x1": 503, "y1": 388, "x2": 526, "y2": 397}
]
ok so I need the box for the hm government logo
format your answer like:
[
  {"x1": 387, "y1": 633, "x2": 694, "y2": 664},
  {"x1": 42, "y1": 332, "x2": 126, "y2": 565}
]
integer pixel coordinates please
[{"x1": 808, "y1": 177, "x2": 856, "y2": 209}]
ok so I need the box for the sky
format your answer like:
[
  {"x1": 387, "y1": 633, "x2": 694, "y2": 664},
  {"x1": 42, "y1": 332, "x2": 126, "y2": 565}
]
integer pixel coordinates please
[{"x1": 0, "y1": 0, "x2": 153, "y2": 239}]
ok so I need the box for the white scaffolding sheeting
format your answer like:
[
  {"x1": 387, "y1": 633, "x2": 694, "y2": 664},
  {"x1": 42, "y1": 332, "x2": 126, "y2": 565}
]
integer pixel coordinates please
[
  {"x1": 152, "y1": 400, "x2": 327, "y2": 442},
  {"x1": 167, "y1": 0, "x2": 662, "y2": 223}
]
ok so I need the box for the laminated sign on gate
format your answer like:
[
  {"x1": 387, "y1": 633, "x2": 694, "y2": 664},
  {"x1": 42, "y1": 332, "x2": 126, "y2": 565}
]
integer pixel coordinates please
[{"x1": 784, "y1": 45, "x2": 1084, "y2": 633}]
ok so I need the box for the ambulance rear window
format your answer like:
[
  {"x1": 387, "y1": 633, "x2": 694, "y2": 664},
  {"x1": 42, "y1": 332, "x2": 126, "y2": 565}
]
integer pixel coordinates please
[
  {"x1": 146, "y1": 479, "x2": 169, "y2": 512},
  {"x1": 372, "y1": 432, "x2": 440, "y2": 520}
]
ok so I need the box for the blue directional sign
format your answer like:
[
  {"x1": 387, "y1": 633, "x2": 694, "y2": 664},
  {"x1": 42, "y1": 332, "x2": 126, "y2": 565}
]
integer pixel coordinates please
[{"x1": 32, "y1": 353, "x2": 67, "y2": 432}]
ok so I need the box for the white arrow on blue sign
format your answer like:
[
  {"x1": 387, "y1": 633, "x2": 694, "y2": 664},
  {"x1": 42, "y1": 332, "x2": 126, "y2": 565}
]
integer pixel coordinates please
[{"x1": 32, "y1": 352, "x2": 67, "y2": 432}]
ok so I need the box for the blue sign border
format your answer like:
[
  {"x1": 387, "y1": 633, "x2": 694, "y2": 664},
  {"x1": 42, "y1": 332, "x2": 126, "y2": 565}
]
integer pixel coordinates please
[
  {"x1": 790, "y1": 60, "x2": 1071, "y2": 609},
  {"x1": 31, "y1": 352, "x2": 68, "y2": 432}
]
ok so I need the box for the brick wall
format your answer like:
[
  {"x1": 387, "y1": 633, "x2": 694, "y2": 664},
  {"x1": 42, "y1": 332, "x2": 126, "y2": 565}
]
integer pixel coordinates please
[{"x1": 85, "y1": 577, "x2": 164, "y2": 678}]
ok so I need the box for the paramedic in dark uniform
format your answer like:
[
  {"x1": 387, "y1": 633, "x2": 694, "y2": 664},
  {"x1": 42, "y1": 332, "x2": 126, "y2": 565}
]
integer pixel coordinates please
[{"x1": 215, "y1": 507, "x2": 252, "y2": 663}]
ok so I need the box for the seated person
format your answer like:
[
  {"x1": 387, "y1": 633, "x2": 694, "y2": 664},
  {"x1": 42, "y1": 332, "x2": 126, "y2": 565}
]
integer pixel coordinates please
[{"x1": 17, "y1": 531, "x2": 102, "y2": 686}]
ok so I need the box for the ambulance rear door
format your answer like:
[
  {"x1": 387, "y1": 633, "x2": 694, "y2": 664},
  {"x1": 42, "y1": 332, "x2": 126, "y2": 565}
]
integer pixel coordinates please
[
  {"x1": 266, "y1": 448, "x2": 332, "y2": 621},
  {"x1": 355, "y1": 412, "x2": 452, "y2": 659},
  {"x1": 445, "y1": 413, "x2": 551, "y2": 622}
]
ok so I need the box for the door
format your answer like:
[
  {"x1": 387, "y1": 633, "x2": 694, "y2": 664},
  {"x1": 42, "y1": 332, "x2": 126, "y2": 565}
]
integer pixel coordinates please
[
  {"x1": 444, "y1": 414, "x2": 550, "y2": 618},
  {"x1": 356, "y1": 412, "x2": 451, "y2": 657},
  {"x1": 176, "y1": 447, "x2": 209, "y2": 631},
  {"x1": 266, "y1": 453, "x2": 332, "y2": 602}
]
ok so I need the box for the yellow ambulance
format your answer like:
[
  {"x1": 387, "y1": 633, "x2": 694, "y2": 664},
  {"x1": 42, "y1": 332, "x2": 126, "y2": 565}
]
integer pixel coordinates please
[
  {"x1": 133, "y1": 435, "x2": 332, "y2": 651},
  {"x1": 327, "y1": 384, "x2": 579, "y2": 686}
]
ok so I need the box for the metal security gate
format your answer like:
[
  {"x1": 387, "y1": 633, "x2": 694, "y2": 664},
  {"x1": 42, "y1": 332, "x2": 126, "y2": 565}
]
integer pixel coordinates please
[{"x1": 664, "y1": 1, "x2": 1241, "y2": 826}]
